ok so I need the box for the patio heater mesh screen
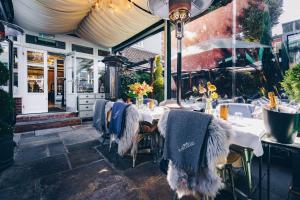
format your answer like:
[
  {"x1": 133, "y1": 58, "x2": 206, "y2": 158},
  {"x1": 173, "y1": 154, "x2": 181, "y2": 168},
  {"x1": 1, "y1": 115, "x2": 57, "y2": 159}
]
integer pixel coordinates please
[{"x1": 102, "y1": 55, "x2": 128, "y2": 100}]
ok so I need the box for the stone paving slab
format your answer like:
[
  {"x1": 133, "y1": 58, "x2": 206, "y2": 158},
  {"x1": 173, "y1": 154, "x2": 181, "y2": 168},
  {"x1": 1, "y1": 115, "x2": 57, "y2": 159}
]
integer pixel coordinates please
[
  {"x1": 19, "y1": 133, "x2": 61, "y2": 148},
  {"x1": 0, "y1": 180, "x2": 39, "y2": 200},
  {"x1": 61, "y1": 133, "x2": 98, "y2": 146},
  {"x1": 68, "y1": 148, "x2": 103, "y2": 169},
  {"x1": 48, "y1": 141, "x2": 66, "y2": 156},
  {"x1": 35, "y1": 126, "x2": 73, "y2": 136},
  {"x1": 66, "y1": 140, "x2": 101, "y2": 152},
  {"x1": 14, "y1": 144, "x2": 49, "y2": 164},
  {"x1": 40, "y1": 160, "x2": 150, "y2": 200},
  {"x1": 0, "y1": 154, "x2": 70, "y2": 190}
]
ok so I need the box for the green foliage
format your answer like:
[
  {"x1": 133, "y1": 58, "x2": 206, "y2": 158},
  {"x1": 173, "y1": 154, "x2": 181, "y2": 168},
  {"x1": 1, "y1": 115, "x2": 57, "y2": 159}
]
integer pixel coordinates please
[
  {"x1": 119, "y1": 69, "x2": 139, "y2": 100},
  {"x1": 153, "y1": 55, "x2": 164, "y2": 103},
  {"x1": 0, "y1": 45, "x2": 14, "y2": 137},
  {"x1": 238, "y1": 1, "x2": 264, "y2": 42},
  {"x1": 0, "y1": 61, "x2": 9, "y2": 85},
  {"x1": 136, "y1": 71, "x2": 151, "y2": 84},
  {"x1": 281, "y1": 64, "x2": 300, "y2": 102},
  {"x1": 238, "y1": 0, "x2": 283, "y2": 42}
]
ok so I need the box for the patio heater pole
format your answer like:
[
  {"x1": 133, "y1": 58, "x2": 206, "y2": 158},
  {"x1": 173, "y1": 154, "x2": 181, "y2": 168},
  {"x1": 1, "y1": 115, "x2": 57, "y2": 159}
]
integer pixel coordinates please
[
  {"x1": 176, "y1": 21, "x2": 183, "y2": 105},
  {"x1": 232, "y1": 0, "x2": 237, "y2": 98}
]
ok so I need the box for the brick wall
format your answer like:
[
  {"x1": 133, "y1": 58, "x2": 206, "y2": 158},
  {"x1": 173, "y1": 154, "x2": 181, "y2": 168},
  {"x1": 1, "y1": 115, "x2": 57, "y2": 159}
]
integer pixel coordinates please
[{"x1": 14, "y1": 97, "x2": 22, "y2": 115}]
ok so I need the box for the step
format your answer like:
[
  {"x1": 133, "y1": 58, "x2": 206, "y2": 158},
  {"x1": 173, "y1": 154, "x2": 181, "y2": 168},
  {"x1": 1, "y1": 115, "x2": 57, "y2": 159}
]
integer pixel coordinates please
[
  {"x1": 16, "y1": 112, "x2": 78, "y2": 123},
  {"x1": 14, "y1": 117, "x2": 82, "y2": 133}
]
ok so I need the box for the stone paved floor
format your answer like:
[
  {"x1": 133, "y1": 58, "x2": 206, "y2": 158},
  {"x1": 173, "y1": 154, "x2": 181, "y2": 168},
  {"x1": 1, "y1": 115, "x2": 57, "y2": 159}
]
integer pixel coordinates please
[{"x1": 0, "y1": 122, "x2": 299, "y2": 200}]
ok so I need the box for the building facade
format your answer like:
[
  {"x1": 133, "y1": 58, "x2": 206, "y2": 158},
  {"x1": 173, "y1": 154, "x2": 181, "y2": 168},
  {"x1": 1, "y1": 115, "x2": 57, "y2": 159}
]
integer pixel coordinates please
[{"x1": 0, "y1": 29, "x2": 162, "y2": 115}]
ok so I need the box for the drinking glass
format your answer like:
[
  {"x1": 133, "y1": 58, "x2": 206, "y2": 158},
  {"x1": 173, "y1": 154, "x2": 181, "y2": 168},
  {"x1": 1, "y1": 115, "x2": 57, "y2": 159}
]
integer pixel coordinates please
[{"x1": 220, "y1": 105, "x2": 229, "y2": 120}]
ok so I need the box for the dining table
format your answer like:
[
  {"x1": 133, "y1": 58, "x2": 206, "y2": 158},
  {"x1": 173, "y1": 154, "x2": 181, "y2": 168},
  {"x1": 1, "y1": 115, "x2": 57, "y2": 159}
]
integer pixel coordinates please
[
  {"x1": 137, "y1": 104, "x2": 265, "y2": 200},
  {"x1": 137, "y1": 105, "x2": 265, "y2": 157}
]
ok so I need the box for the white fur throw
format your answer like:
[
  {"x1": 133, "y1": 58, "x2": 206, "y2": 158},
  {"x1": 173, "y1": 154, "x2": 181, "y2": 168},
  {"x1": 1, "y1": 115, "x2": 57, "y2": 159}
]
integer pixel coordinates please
[
  {"x1": 158, "y1": 110, "x2": 232, "y2": 198},
  {"x1": 104, "y1": 101, "x2": 114, "y2": 133},
  {"x1": 117, "y1": 105, "x2": 141, "y2": 156}
]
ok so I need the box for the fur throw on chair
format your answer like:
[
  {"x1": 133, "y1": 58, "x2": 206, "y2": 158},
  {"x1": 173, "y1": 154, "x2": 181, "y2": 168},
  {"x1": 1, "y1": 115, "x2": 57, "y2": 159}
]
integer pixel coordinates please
[
  {"x1": 104, "y1": 101, "x2": 114, "y2": 134},
  {"x1": 117, "y1": 105, "x2": 140, "y2": 156},
  {"x1": 158, "y1": 110, "x2": 232, "y2": 198}
]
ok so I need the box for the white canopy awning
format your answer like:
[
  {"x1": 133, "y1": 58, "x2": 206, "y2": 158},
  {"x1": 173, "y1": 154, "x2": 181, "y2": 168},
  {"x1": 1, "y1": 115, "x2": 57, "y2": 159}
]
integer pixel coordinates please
[{"x1": 12, "y1": 0, "x2": 159, "y2": 48}]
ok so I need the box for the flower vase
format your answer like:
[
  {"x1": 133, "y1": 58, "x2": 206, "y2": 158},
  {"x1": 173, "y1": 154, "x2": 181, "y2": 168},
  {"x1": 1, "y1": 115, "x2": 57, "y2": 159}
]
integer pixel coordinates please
[
  {"x1": 205, "y1": 98, "x2": 213, "y2": 114},
  {"x1": 136, "y1": 96, "x2": 144, "y2": 109}
]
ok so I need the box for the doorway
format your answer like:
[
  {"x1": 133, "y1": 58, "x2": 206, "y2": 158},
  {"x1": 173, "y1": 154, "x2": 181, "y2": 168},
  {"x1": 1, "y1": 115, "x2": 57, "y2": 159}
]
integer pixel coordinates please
[{"x1": 47, "y1": 53, "x2": 66, "y2": 112}]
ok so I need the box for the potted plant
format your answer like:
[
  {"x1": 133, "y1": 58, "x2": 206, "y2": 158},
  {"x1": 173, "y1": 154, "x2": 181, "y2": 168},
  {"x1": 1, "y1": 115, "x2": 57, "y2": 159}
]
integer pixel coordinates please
[
  {"x1": 0, "y1": 46, "x2": 15, "y2": 171},
  {"x1": 262, "y1": 64, "x2": 300, "y2": 144}
]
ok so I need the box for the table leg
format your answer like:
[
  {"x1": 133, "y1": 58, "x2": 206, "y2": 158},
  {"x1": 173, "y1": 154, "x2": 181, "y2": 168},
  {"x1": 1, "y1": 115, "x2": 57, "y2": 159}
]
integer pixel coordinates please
[
  {"x1": 267, "y1": 144, "x2": 271, "y2": 200},
  {"x1": 259, "y1": 156, "x2": 262, "y2": 200}
]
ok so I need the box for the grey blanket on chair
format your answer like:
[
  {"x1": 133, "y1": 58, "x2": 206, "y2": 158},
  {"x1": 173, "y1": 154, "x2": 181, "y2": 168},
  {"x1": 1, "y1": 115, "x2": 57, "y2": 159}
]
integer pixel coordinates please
[
  {"x1": 163, "y1": 110, "x2": 212, "y2": 174},
  {"x1": 93, "y1": 99, "x2": 108, "y2": 132}
]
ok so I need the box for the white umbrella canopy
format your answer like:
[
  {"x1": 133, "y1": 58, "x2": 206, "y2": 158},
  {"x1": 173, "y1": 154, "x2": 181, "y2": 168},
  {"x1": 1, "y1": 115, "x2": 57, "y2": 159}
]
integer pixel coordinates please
[{"x1": 12, "y1": 0, "x2": 159, "y2": 48}]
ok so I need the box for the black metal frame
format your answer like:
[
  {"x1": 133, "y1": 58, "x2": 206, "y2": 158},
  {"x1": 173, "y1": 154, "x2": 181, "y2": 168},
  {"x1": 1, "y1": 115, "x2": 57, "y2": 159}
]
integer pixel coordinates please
[
  {"x1": 260, "y1": 136, "x2": 300, "y2": 200},
  {"x1": 112, "y1": 20, "x2": 165, "y2": 53}
]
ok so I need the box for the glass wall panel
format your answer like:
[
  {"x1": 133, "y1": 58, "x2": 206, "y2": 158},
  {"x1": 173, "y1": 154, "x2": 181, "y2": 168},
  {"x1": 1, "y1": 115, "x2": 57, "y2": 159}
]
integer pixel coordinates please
[{"x1": 76, "y1": 57, "x2": 94, "y2": 93}]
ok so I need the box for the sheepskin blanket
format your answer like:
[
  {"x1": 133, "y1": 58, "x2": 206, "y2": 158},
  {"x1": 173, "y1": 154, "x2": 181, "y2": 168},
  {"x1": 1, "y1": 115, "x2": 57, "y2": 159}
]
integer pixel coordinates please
[
  {"x1": 158, "y1": 110, "x2": 232, "y2": 198},
  {"x1": 104, "y1": 101, "x2": 114, "y2": 133},
  {"x1": 116, "y1": 105, "x2": 141, "y2": 156}
]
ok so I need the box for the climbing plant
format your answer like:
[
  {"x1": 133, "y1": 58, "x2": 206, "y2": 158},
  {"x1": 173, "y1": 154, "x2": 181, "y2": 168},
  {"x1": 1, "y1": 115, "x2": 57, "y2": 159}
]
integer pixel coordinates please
[{"x1": 153, "y1": 55, "x2": 164, "y2": 103}]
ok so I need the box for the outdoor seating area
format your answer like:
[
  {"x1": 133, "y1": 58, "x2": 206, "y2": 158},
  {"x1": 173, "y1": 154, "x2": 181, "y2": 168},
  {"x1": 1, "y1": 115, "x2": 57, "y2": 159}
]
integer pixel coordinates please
[{"x1": 1, "y1": 0, "x2": 300, "y2": 200}]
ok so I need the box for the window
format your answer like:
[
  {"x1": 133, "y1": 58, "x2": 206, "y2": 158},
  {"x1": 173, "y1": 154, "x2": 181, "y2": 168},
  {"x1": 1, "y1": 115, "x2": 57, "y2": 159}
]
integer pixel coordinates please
[
  {"x1": 25, "y1": 34, "x2": 66, "y2": 49},
  {"x1": 76, "y1": 58, "x2": 94, "y2": 93},
  {"x1": 27, "y1": 66, "x2": 44, "y2": 93},
  {"x1": 295, "y1": 20, "x2": 300, "y2": 31},
  {"x1": 27, "y1": 51, "x2": 44, "y2": 65},
  {"x1": 98, "y1": 49, "x2": 110, "y2": 56},
  {"x1": 283, "y1": 23, "x2": 293, "y2": 33},
  {"x1": 72, "y1": 44, "x2": 94, "y2": 55},
  {"x1": 27, "y1": 51, "x2": 45, "y2": 93}
]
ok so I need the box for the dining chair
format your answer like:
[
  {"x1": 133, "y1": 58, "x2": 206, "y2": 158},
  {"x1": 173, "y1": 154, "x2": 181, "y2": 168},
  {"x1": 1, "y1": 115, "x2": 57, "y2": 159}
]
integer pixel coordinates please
[
  {"x1": 109, "y1": 104, "x2": 159, "y2": 168},
  {"x1": 216, "y1": 103, "x2": 257, "y2": 195},
  {"x1": 158, "y1": 110, "x2": 234, "y2": 199}
]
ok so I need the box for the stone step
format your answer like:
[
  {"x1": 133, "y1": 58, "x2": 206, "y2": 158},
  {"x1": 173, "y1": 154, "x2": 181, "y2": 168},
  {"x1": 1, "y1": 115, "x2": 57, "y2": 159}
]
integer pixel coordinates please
[
  {"x1": 14, "y1": 117, "x2": 82, "y2": 133},
  {"x1": 16, "y1": 112, "x2": 78, "y2": 123}
]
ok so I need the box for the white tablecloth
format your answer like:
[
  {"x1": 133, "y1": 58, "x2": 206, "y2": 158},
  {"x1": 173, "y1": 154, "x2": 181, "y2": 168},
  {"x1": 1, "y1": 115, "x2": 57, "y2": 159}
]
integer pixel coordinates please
[
  {"x1": 138, "y1": 107, "x2": 166, "y2": 123},
  {"x1": 224, "y1": 117, "x2": 265, "y2": 157},
  {"x1": 138, "y1": 106, "x2": 265, "y2": 157}
]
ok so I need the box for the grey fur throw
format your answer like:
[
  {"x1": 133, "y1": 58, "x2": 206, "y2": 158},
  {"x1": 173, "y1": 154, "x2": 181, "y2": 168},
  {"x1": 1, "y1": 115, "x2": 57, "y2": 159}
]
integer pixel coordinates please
[{"x1": 158, "y1": 110, "x2": 232, "y2": 198}]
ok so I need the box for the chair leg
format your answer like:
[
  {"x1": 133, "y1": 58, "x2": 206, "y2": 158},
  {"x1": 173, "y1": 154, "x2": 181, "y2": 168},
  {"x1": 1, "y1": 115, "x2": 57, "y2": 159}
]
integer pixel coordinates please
[
  {"x1": 172, "y1": 191, "x2": 177, "y2": 200},
  {"x1": 243, "y1": 149, "x2": 253, "y2": 193},
  {"x1": 109, "y1": 135, "x2": 113, "y2": 152},
  {"x1": 132, "y1": 152, "x2": 137, "y2": 168},
  {"x1": 226, "y1": 165, "x2": 237, "y2": 200}
]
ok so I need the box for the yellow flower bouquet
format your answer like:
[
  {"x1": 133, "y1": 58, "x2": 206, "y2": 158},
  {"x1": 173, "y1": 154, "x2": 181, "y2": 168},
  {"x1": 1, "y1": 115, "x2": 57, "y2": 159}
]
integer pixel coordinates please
[
  {"x1": 128, "y1": 81, "x2": 153, "y2": 98},
  {"x1": 195, "y1": 82, "x2": 219, "y2": 114},
  {"x1": 128, "y1": 81, "x2": 153, "y2": 108},
  {"x1": 198, "y1": 82, "x2": 219, "y2": 100}
]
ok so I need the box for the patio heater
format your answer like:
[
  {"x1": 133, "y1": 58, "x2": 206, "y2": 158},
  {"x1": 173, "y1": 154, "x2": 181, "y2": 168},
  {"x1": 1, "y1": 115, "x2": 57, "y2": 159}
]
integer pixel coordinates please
[
  {"x1": 148, "y1": 0, "x2": 213, "y2": 106},
  {"x1": 102, "y1": 55, "x2": 128, "y2": 100}
]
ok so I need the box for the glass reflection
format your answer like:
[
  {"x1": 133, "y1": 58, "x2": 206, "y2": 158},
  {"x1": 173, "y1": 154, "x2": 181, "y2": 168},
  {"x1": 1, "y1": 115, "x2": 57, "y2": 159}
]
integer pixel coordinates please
[{"x1": 76, "y1": 58, "x2": 94, "y2": 93}]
